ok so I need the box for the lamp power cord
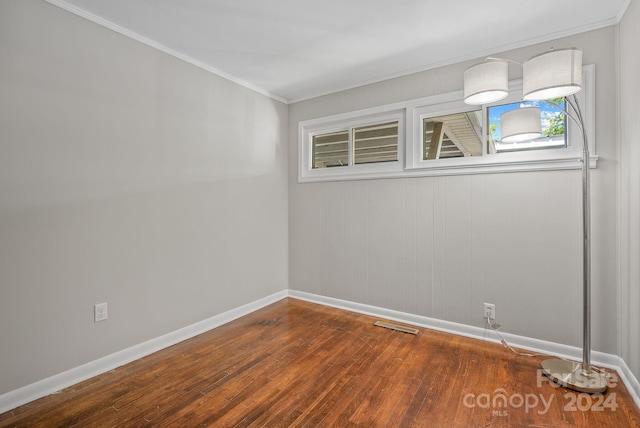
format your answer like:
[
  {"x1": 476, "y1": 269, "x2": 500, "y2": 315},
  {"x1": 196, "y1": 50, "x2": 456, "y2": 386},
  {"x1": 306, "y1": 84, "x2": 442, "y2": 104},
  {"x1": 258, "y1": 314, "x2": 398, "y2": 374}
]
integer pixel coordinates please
[{"x1": 483, "y1": 316, "x2": 613, "y2": 379}]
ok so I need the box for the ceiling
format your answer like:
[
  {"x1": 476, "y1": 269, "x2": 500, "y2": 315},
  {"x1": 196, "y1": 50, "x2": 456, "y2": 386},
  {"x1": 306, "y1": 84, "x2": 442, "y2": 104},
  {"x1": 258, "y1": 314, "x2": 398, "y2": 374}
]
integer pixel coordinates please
[{"x1": 48, "y1": 0, "x2": 628, "y2": 103}]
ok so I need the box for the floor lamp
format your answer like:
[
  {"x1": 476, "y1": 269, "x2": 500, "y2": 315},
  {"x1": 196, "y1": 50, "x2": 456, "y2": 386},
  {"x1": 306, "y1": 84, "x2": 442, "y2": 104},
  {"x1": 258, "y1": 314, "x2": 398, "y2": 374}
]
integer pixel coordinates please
[{"x1": 463, "y1": 48, "x2": 607, "y2": 393}]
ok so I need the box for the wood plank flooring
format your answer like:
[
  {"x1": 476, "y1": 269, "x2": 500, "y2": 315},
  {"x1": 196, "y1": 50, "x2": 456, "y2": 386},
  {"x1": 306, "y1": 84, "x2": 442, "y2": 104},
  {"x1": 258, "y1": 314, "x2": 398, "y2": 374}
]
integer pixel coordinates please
[{"x1": 1, "y1": 298, "x2": 639, "y2": 427}]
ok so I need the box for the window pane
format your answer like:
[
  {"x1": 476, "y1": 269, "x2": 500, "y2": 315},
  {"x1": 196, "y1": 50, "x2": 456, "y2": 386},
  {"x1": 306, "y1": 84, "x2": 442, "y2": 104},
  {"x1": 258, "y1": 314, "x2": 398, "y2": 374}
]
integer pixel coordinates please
[
  {"x1": 353, "y1": 121, "x2": 398, "y2": 165},
  {"x1": 312, "y1": 130, "x2": 349, "y2": 168},
  {"x1": 487, "y1": 99, "x2": 567, "y2": 153},
  {"x1": 422, "y1": 111, "x2": 482, "y2": 160}
]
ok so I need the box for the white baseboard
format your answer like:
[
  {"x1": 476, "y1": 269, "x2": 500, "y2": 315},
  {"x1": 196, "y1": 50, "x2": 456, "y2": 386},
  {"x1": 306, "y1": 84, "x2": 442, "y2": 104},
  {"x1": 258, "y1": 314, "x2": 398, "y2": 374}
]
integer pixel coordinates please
[
  {"x1": 0, "y1": 290, "x2": 287, "y2": 415},
  {"x1": 617, "y1": 357, "x2": 640, "y2": 409},
  {"x1": 287, "y1": 289, "x2": 640, "y2": 409},
  {"x1": 3, "y1": 288, "x2": 638, "y2": 414}
]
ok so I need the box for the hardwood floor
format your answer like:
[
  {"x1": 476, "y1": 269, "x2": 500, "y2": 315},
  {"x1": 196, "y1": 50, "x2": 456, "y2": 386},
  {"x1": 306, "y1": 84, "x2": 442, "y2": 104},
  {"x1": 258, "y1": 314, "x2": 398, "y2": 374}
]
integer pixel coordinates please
[{"x1": 1, "y1": 298, "x2": 639, "y2": 427}]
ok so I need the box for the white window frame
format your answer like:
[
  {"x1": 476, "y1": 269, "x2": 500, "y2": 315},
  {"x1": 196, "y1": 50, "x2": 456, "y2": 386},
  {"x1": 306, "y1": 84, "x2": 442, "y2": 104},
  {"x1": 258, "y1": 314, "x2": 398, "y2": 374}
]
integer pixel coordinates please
[
  {"x1": 406, "y1": 97, "x2": 483, "y2": 170},
  {"x1": 299, "y1": 108, "x2": 406, "y2": 182},
  {"x1": 298, "y1": 64, "x2": 595, "y2": 183}
]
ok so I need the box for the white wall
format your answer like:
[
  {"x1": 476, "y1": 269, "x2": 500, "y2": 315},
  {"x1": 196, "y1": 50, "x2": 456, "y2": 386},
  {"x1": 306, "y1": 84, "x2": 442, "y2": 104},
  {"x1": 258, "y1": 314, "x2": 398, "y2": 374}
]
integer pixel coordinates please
[
  {"x1": 0, "y1": 0, "x2": 288, "y2": 395},
  {"x1": 289, "y1": 27, "x2": 619, "y2": 355},
  {"x1": 619, "y1": 0, "x2": 640, "y2": 380}
]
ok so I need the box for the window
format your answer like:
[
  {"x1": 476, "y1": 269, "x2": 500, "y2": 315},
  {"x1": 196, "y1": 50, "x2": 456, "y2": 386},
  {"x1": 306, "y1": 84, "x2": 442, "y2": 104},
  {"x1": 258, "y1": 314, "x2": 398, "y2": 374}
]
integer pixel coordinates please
[
  {"x1": 311, "y1": 121, "x2": 399, "y2": 169},
  {"x1": 299, "y1": 64, "x2": 595, "y2": 182},
  {"x1": 406, "y1": 99, "x2": 484, "y2": 171},
  {"x1": 299, "y1": 109, "x2": 405, "y2": 182},
  {"x1": 405, "y1": 65, "x2": 594, "y2": 175},
  {"x1": 353, "y1": 121, "x2": 399, "y2": 165},
  {"x1": 487, "y1": 99, "x2": 567, "y2": 154},
  {"x1": 312, "y1": 130, "x2": 348, "y2": 168},
  {"x1": 423, "y1": 112, "x2": 483, "y2": 160}
]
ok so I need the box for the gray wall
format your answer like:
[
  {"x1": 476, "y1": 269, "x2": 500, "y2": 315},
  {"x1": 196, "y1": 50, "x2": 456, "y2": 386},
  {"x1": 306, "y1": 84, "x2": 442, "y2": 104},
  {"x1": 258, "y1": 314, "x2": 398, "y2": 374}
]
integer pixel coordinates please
[
  {"x1": 0, "y1": 0, "x2": 288, "y2": 394},
  {"x1": 288, "y1": 27, "x2": 620, "y2": 355},
  {"x1": 619, "y1": 0, "x2": 640, "y2": 380}
]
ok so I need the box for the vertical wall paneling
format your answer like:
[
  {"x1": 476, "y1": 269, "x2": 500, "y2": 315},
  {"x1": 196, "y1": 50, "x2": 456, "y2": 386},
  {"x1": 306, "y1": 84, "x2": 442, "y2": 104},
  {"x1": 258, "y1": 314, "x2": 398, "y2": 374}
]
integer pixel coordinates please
[
  {"x1": 443, "y1": 176, "x2": 474, "y2": 325},
  {"x1": 350, "y1": 180, "x2": 370, "y2": 302},
  {"x1": 619, "y1": 0, "x2": 640, "y2": 380},
  {"x1": 470, "y1": 176, "x2": 486, "y2": 325},
  {"x1": 432, "y1": 177, "x2": 447, "y2": 319},
  {"x1": 366, "y1": 181, "x2": 390, "y2": 307},
  {"x1": 403, "y1": 179, "x2": 418, "y2": 315},
  {"x1": 388, "y1": 179, "x2": 407, "y2": 312},
  {"x1": 415, "y1": 178, "x2": 435, "y2": 317}
]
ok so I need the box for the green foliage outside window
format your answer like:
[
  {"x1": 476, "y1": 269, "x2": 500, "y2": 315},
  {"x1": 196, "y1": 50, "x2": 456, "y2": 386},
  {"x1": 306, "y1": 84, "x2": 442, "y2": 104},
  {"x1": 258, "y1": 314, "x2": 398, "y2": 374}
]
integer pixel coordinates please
[{"x1": 543, "y1": 97, "x2": 566, "y2": 137}]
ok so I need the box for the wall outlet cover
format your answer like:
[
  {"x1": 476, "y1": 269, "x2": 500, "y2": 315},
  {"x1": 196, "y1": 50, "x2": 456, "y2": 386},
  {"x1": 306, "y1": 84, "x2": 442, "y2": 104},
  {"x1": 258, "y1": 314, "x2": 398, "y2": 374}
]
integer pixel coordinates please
[
  {"x1": 483, "y1": 303, "x2": 495, "y2": 320},
  {"x1": 94, "y1": 303, "x2": 108, "y2": 322}
]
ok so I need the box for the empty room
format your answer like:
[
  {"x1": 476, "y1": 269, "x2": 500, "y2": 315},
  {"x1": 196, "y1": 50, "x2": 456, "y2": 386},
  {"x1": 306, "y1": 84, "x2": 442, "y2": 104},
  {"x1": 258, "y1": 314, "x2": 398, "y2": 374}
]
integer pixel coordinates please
[{"x1": 1, "y1": 0, "x2": 639, "y2": 426}]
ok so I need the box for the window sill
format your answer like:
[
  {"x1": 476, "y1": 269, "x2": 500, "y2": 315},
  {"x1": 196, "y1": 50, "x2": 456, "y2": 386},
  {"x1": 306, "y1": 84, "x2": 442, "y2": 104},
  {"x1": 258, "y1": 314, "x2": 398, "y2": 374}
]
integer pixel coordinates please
[{"x1": 298, "y1": 154, "x2": 597, "y2": 183}]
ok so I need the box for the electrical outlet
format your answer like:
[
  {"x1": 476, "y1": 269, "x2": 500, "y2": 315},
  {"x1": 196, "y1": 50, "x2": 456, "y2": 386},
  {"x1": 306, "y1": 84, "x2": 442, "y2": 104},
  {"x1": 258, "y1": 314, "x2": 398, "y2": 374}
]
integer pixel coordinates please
[
  {"x1": 483, "y1": 303, "x2": 495, "y2": 320},
  {"x1": 94, "y1": 302, "x2": 108, "y2": 322}
]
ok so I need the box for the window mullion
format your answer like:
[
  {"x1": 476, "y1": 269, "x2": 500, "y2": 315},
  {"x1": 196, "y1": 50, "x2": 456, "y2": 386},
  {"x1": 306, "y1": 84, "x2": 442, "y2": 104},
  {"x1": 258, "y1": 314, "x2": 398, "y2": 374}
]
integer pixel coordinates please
[{"x1": 348, "y1": 126, "x2": 354, "y2": 166}]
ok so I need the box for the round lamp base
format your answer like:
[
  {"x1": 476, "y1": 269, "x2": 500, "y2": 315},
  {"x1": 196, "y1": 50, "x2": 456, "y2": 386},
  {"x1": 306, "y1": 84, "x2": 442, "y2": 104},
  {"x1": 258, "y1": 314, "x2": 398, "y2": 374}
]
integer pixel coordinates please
[{"x1": 541, "y1": 358, "x2": 607, "y2": 393}]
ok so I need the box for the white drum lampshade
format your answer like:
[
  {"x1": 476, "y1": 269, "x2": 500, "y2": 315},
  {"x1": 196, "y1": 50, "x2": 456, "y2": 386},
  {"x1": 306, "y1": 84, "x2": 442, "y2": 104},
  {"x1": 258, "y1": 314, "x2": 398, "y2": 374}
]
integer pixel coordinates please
[
  {"x1": 463, "y1": 59, "x2": 509, "y2": 105},
  {"x1": 500, "y1": 107, "x2": 542, "y2": 143},
  {"x1": 523, "y1": 48, "x2": 582, "y2": 101}
]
